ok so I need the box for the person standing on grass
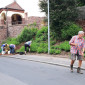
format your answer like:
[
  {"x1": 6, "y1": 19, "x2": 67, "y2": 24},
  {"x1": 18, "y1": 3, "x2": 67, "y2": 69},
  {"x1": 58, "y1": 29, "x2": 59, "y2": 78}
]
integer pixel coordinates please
[
  {"x1": 69, "y1": 31, "x2": 85, "y2": 74},
  {"x1": 24, "y1": 41, "x2": 32, "y2": 55}
]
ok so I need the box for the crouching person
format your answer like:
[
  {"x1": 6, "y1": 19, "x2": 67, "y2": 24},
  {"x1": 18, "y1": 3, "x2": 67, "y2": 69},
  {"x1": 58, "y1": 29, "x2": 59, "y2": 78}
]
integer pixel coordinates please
[
  {"x1": 9, "y1": 44, "x2": 16, "y2": 54},
  {"x1": 24, "y1": 41, "x2": 32, "y2": 55},
  {"x1": 1, "y1": 43, "x2": 9, "y2": 54}
]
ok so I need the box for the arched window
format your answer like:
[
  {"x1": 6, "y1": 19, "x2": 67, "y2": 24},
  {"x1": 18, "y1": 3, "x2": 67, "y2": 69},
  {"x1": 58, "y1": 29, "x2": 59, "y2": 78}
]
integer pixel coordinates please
[{"x1": 11, "y1": 14, "x2": 22, "y2": 25}]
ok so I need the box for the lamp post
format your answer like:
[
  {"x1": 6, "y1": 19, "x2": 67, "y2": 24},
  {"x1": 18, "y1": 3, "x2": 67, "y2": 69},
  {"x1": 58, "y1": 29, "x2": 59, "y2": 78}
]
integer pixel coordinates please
[{"x1": 48, "y1": 0, "x2": 50, "y2": 54}]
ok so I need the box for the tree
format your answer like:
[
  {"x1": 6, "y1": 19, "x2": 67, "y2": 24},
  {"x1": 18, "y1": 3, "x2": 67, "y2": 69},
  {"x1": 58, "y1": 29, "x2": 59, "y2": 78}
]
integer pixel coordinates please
[
  {"x1": 77, "y1": 0, "x2": 85, "y2": 6},
  {"x1": 39, "y1": 0, "x2": 78, "y2": 40},
  {"x1": 39, "y1": 0, "x2": 48, "y2": 15}
]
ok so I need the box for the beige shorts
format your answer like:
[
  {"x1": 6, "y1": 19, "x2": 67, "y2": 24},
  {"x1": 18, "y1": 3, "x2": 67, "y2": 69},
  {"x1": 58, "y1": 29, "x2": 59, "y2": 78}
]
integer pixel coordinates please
[{"x1": 71, "y1": 54, "x2": 83, "y2": 60}]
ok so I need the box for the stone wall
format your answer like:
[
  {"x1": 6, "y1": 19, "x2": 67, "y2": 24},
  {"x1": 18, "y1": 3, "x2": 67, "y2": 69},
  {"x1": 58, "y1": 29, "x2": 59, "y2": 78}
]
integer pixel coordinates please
[
  {"x1": 8, "y1": 16, "x2": 46, "y2": 37},
  {"x1": 0, "y1": 26, "x2": 7, "y2": 43},
  {"x1": 77, "y1": 6, "x2": 85, "y2": 20},
  {"x1": 0, "y1": 16, "x2": 46, "y2": 44},
  {"x1": 28, "y1": 16, "x2": 44, "y2": 24},
  {"x1": 27, "y1": 16, "x2": 46, "y2": 29},
  {"x1": 8, "y1": 25, "x2": 26, "y2": 37}
]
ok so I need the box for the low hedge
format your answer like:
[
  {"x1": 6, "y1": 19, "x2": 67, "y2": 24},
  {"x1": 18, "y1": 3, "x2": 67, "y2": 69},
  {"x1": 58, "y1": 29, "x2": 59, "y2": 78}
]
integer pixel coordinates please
[
  {"x1": 50, "y1": 49, "x2": 61, "y2": 54},
  {"x1": 37, "y1": 47, "x2": 44, "y2": 53},
  {"x1": 30, "y1": 42, "x2": 38, "y2": 52},
  {"x1": 2, "y1": 37, "x2": 20, "y2": 45},
  {"x1": 16, "y1": 46, "x2": 25, "y2": 52},
  {"x1": 59, "y1": 41, "x2": 70, "y2": 52}
]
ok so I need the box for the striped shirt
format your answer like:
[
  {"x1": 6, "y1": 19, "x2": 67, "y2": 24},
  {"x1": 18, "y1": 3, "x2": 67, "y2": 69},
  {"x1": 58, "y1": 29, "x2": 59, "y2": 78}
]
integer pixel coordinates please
[{"x1": 69, "y1": 35, "x2": 85, "y2": 55}]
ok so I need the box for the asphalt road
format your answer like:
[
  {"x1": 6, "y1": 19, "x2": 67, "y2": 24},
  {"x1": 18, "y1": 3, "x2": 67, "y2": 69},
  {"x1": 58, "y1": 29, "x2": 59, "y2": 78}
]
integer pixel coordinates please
[{"x1": 0, "y1": 57, "x2": 85, "y2": 85}]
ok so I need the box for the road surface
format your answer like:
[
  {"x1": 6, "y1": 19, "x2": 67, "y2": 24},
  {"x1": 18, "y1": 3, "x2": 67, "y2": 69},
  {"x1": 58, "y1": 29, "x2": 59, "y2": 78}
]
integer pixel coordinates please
[{"x1": 0, "y1": 57, "x2": 85, "y2": 85}]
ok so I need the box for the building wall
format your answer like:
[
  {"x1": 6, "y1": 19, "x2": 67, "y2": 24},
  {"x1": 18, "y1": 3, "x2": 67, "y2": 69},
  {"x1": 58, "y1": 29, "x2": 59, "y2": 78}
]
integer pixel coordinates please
[
  {"x1": 8, "y1": 17, "x2": 45, "y2": 37},
  {"x1": 0, "y1": 16, "x2": 45, "y2": 44},
  {"x1": 0, "y1": 10, "x2": 26, "y2": 26},
  {"x1": 0, "y1": 25, "x2": 25, "y2": 44},
  {"x1": 27, "y1": 16, "x2": 46, "y2": 29},
  {"x1": 8, "y1": 25, "x2": 26, "y2": 37},
  {"x1": 0, "y1": 11, "x2": 25, "y2": 18},
  {"x1": 0, "y1": 26, "x2": 7, "y2": 43},
  {"x1": 28, "y1": 16, "x2": 44, "y2": 24}
]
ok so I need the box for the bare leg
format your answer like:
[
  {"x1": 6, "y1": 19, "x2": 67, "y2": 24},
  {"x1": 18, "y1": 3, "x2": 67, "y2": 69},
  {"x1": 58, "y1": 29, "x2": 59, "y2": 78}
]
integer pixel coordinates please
[
  {"x1": 71, "y1": 60, "x2": 75, "y2": 65},
  {"x1": 70, "y1": 60, "x2": 75, "y2": 72},
  {"x1": 77, "y1": 60, "x2": 83, "y2": 74},
  {"x1": 78, "y1": 60, "x2": 82, "y2": 67}
]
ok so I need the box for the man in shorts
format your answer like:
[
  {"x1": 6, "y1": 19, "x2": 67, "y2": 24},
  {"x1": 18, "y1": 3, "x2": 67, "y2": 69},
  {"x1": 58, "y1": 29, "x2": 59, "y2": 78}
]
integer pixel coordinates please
[{"x1": 69, "y1": 31, "x2": 85, "y2": 74}]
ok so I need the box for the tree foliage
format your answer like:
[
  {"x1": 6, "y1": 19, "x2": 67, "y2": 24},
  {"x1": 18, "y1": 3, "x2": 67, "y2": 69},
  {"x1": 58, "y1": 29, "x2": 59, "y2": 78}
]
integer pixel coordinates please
[
  {"x1": 39, "y1": 0, "x2": 48, "y2": 15},
  {"x1": 77, "y1": 0, "x2": 85, "y2": 6},
  {"x1": 39, "y1": 0, "x2": 78, "y2": 40}
]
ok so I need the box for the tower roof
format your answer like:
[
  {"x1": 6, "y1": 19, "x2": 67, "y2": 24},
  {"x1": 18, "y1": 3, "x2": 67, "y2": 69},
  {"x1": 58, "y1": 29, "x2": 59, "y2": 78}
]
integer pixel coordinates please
[{"x1": 5, "y1": 1, "x2": 24, "y2": 11}]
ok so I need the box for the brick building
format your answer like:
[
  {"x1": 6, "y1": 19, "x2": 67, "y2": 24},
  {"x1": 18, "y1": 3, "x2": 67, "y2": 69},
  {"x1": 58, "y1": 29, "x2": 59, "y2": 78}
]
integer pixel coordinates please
[{"x1": 0, "y1": 1, "x2": 45, "y2": 43}]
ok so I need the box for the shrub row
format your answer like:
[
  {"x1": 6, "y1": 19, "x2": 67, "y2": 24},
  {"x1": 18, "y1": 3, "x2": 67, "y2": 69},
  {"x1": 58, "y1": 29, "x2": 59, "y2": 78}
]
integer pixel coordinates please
[
  {"x1": 2, "y1": 24, "x2": 80, "y2": 55},
  {"x1": 2, "y1": 37, "x2": 20, "y2": 45},
  {"x1": 16, "y1": 41, "x2": 70, "y2": 54},
  {"x1": 61, "y1": 23, "x2": 82, "y2": 40},
  {"x1": 17, "y1": 26, "x2": 38, "y2": 43}
]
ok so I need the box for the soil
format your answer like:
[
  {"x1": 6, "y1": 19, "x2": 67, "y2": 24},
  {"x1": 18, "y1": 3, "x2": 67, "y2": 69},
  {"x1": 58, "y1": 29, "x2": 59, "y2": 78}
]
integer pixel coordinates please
[
  {"x1": 26, "y1": 51, "x2": 70, "y2": 58},
  {"x1": 15, "y1": 43, "x2": 70, "y2": 58},
  {"x1": 16, "y1": 42, "x2": 25, "y2": 49}
]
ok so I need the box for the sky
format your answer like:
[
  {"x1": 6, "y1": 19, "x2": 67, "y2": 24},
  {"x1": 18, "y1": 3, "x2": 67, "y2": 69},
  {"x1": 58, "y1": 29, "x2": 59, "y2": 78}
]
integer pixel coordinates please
[{"x1": 0, "y1": 0, "x2": 45, "y2": 17}]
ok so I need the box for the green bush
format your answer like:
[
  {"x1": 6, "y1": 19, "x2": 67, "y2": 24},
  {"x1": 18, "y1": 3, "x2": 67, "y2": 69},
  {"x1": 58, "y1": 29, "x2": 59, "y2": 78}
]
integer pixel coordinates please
[
  {"x1": 17, "y1": 27, "x2": 38, "y2": 43},
  {"x1": 51, "y1": 46, "x2": 55, "y2": 49},
  {"x1": 16, "y1": 46, "x2": 25, "y2": 52},
  {"x1": 50, "y1": 31, "x2": 57, "y2": 40},
  {"x1": 61, "y1": 23, "x2": 82, "y2": 40},
  {"x1": 39, "y1": 35, "x2": 47, "y2": 41},
  {"x1": 36, "y1": 43, "x2": 48, "y2": 53},
  {"x1": 36, "y1": 26, "x2": 48, "y2": 38},
  {"x1": 30, "y1": 42, "x2": 38, "y2": 52},
  {"x1": 55, "y1": 50, "x2": 61, "y2": 54},
  {"x1": 39, "y1": 43, "x2": 47, "y2": 47},
  {"x1": 35, "y1": 38, "x2": 42, "y2": 43},
  {"x1": 33, "y1": 26, "x2": 48, "y2": 44},
  {"x1": 54, "y1": 45, "x2": 60, "y2": 49},
  {"x1": 50, "y1": 49, "x2": 61, "y2": 54},
  {"x1": 43, "y1": 48, "x2": 48, "y2": 53},
  {"x1": 2, "y1": 37, "x2": 20, "y2": 45},
  {"x1": 9, "y1": 38, "x2": 20, "y2": 45},
  {"x1": 30, "y1": 42, "x2": 48, "y2": 53},
  {"x1": 51, "y1": 45, "x2": 60, "y2": 49},
  {"x1": 37, "y1": 47, "x2": 44, "y2": 53},
  {"x1": 50, "y1": 49, "x2": 55, "y2": 54},
  {"x1": 50, "y1": 41, "x2": 56, "y2": 45},
  {"x1": 59, "y1": 41, "x2": 70, "y2": 52}
]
